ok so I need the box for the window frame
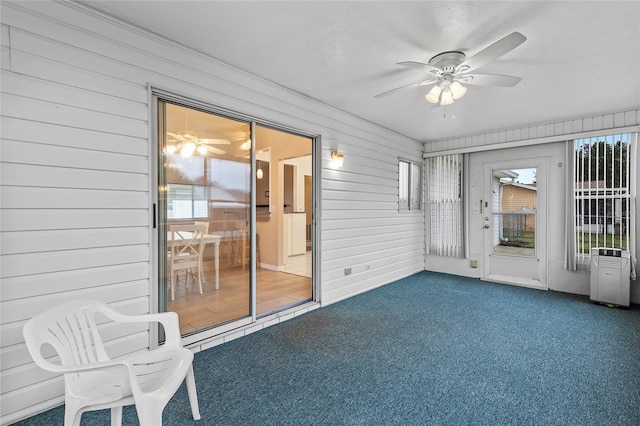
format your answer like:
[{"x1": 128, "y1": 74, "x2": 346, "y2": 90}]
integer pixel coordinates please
[
  {"x1": 399, "y1": 158, "x2": 423, "y2": 212},
  {"x1": 572, "y1": 132, "x2": 636, "y2": 265},
  {"x1": 426, "y1": 154, "x2": 464, "y2": 257}
]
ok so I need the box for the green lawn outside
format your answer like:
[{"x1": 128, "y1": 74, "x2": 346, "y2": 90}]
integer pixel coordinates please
[
  {"x1": 502, "y1": 230, "x2": 535, "y2": 248},
  {"x1": 577, "y1": 232, "x2": 627, "y2": 253},
  {"x1": 501, "y1": 230, "x2": 627, "y2": 253}
]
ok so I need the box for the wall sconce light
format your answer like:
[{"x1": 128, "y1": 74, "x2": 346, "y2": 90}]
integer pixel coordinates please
[{"x1": 331, "y1": 150, "x2": 344, "y2": 168}]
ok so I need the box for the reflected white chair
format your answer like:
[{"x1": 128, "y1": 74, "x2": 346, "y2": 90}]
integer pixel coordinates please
[
  {"x1": 168, "y1": 224, "x2": 206, "y2": 301},
  {"x1": 22, "y1": 299, "x2": 200, "y2": 426},
  {"x1": 193, "y1": 221, "x2": 210, "y2": 284}
]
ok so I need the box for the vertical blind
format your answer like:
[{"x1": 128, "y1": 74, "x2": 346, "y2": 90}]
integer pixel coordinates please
[
  {"x1": 573, "y1": 133, "x2": 635, "y2": 267},
  {"x1": 428, "y1": 154, "x2": 464, "y2": 257}
]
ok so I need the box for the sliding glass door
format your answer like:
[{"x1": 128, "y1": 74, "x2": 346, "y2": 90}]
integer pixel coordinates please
[
  {"x1": 156, "y1": 99, "x2": 314, "y2": 338},
  {"x1": 158, "y1": 101, "x2": 252, "y2": 334}
]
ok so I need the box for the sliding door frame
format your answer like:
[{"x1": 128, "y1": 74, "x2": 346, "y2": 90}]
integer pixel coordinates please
[{"x1": 150, "y1": 87, "x2": 320, "y2": 347}]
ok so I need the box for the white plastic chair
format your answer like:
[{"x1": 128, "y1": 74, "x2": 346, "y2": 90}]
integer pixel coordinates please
[
  {"x1": 168, "y1": 224, "x2": 206, "y2": 301},
  {"x1": 23, "y1": 299, "x2": 201, "y2": 426}
]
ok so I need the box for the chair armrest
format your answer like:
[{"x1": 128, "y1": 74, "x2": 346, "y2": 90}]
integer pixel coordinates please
[
  {"x1": 102, "y1": 310, "x2": 183, "y2": 348},
  {"x1": 40, "y1": 357, "x2": 130, "y2": 376},
  {"x1": 33, "y1": 357, "x2": 132, "y2": 394}
]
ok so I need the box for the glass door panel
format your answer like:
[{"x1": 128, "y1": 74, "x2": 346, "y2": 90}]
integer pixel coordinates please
[
  {"x1": 254, "y1": 125, "x2": 313, "y2": 316},
  {"x1": 491, "y1": 168, "x2": 537, "y2": 257},
  {"x1": 159, "y1": 101, "x2": 252, "y2": 335}
]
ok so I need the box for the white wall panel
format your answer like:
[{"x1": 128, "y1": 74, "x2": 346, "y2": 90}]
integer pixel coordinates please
[
  {"x1": 3, "y1": 93, "x2": 147, "y2": 138},
  {"x1": 1, "y1": 117, "x2": 148, "y2": 155},
  {"x1": 0, "y1": 1, "x2": 424, "y2": 423},
  {"x1": 1, "y1": 140, "x2": 148, "y2": 173},
  {"x1": 0, "y1": 163, "x2": 149, "y2": 190},
  {"x1": 425, "y1": 108, "x2": 640, "y2": 153},
  {"x1": 1, "y1": 187, "x2": 148, "y2": 211}
]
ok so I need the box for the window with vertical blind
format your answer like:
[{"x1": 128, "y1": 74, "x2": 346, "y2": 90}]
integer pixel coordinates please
[
  {"x1": 428, "y1": 154, "x2": 464, "y2": 257},
  {"x1": 399, "y1": 159, "x2": 422, "y2": 211},
  {"x1": 572, "y1": 133, "x2": 636, "y2": 266}
]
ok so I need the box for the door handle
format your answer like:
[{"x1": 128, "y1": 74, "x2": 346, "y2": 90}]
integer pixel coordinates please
[{"x1": 483, "y1": 224, "x2": 490, "y2": 229}]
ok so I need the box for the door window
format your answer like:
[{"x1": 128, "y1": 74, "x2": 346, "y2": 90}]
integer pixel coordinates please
[{"x1": 491, "y1": 168, "x2": 537, "y2": 257}]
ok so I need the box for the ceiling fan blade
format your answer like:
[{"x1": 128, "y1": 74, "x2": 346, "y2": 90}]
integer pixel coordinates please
[
  {"x1": 462, "y1": 73, "x2": 522, "y2": 87},
  {"x1": 460, "y1": 32, "x2": 526, "y2": 71},
  {"x1": 374, "y1": 79, "x2": 437, "y2": 99},
  {"x1": 397, "y1": 61, "x2": 441, "y2": 73},
  {"x1": 199, "y1": 138, "x2": 231, "y2": 145},
  {"x1": 204, "y1": 145, "x2": 226, "y2": 155},
  {"x1": 167, "y1": 132, "x2": 183, "y2": 139}
]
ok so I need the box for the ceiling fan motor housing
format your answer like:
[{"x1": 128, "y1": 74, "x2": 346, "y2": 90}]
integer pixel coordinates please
[{"x1": 428, "y1": 51, "x2": 466, "y2": 73}]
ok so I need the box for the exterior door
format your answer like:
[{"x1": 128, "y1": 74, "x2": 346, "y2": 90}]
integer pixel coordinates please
[{"x1": 482, "y1": 159, "x2": 548, "y2": 289}]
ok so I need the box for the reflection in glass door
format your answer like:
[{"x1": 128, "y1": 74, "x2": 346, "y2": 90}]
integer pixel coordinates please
[
  {"x1": 158, "y1": 101, "x2": 252, "y2": 335},
  {"x1": 157, "y1": 101, "x2": 314, "y2": 337}
]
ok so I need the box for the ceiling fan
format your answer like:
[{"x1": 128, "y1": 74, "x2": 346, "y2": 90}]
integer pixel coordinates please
[
  {"x1": 166, "y1": 130, "x2": 230, "y2": 157},
  {"x1": 374, "y1": 32, "x2": 526, "y2": 105}
]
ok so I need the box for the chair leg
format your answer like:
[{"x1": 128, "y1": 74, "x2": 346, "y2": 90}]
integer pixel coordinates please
[
  {"x1": 170, "y1": 272, "x2": 175, "y2": 301},
  {"x1": 110, "y1": 406, "x2": 123, "y2": 426},
  {"x1": 64, "y1": 408, "x2": 82, "y2": 426},
  {"x1": 186, "y1": 366, "x2": 201, "y2": 420},
  {"x1": 135, "y1": 401, "x2": 164, "y2": 426}
]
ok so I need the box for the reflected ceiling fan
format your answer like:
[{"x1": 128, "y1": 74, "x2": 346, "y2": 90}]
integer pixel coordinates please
[
  {"x1": 374, "y1": 32, "x2": 526, "y2": 105},
  {"x1": 166, "y1": 130, "x2": 230, "y2": 157}
]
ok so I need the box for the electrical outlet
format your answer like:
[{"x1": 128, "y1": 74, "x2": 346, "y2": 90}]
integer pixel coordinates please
[
  {"x1": 470, "y1": 259, "x2": 478, "y2": 268},
  {"x1": 344, "y1": 267, "x2": 352, "y2": 275}
]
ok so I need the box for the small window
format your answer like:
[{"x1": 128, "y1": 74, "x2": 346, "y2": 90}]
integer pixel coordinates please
[{"x1": 399, "y1": 159, "x2": 422, "y2": 211}]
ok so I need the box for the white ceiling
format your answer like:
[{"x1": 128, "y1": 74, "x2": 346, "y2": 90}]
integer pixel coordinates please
[{"x1": 81, "y1": 1, "x2": 640, "y2": 144}]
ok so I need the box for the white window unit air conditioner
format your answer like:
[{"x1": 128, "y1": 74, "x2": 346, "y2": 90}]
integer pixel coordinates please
[{"x1": 590, "y1": 248, "x2": 630, "y2": 307}]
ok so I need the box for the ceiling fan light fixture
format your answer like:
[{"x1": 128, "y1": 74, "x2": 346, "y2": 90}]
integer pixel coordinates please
[
  {"x1": 166, "y1": 144, "x2": 177, "y2": 155},
  {"x1": 181, "y1": 141, "x2": 196, "y2": 158},
  {"x1": 197, "y1": 145, "x2": 208, "y2": 156},
  {"x1": 450, "y1": 81, "x2": 467, "y2": 100},
  {"x1": 425, "y1": 85, "x2": 442, "y2": 104},
  {"x1": 440, "y1": 89, "x2": 455, "y2": 106}
]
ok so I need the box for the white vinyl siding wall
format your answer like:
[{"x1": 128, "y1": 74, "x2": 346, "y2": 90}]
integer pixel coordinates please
[{"x1": 0, "y1": 2, "x2": 425, "y2": 423}]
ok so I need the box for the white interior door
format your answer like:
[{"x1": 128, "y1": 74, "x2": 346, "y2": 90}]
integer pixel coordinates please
[{"x1": 482, "y1": 158, "x2": 548, "y2": 289}]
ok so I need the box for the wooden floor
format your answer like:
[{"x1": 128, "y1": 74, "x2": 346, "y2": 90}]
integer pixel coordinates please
[{"x1": 168, "y1": 265, "x2": 312, "y2": 335}]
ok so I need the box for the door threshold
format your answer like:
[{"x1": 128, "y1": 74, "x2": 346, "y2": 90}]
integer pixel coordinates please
[{"x1": 483, "y1": 274, "x2": 547, "y2": 290}]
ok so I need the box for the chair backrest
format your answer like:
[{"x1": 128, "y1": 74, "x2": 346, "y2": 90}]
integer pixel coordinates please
[
  {"x1": 169, "y1": 224, "x2": 206, "y2": 266},
  {"x1": 193, "y1": 221, "x2": 210, "y2": 234},
  {"x1": 23, "y1": 299, "x2": 112, "y2": 371}
]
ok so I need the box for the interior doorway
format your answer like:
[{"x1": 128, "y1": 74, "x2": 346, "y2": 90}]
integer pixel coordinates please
[{"x1": 254, "y1": 126, "x2": 313, "y2": 316}]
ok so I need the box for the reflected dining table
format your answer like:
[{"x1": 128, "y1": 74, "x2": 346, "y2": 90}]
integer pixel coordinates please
[{"x1": 167, "y1": 232, "x2": 222, "y2": 290}]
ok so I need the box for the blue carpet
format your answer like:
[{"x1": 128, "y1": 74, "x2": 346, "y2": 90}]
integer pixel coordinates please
[{"x1": 15, "y1": 271, "x2": 640, "y2": 425}]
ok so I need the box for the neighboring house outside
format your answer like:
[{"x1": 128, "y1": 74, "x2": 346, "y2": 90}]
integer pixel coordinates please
[
  {"x1": 502, "y1": 182, "x2": 537, "y2": 232},
  {"x1": 576, "y1": 180, "x2": 626, "y2": 235}
]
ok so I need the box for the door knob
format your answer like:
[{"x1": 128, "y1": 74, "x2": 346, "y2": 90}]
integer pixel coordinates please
[{"x1": 483, "y1": 224, "x2": 490, "y2": 229}]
